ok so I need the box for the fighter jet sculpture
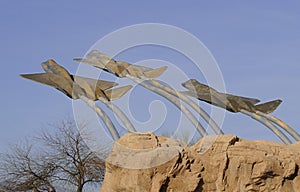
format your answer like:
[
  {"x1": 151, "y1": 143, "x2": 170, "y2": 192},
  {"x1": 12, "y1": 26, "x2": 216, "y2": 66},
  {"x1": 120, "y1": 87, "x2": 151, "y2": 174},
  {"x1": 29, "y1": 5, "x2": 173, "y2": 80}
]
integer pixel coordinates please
[
  {"x1": 75, "y1": 50, "x2": 223, "y2": 135},
  {"x1": 74, "y1": 50, "x2": 168, "y2": 79},
  {"x1": 182, "y1": 79, "x2": 282, "y2": 114},
  {"x1": 21, "y1": 59, "x2": 137, "y2": 139},
  {"x1": 20, "y1": 59, "x2": 132, "y2": 101}
]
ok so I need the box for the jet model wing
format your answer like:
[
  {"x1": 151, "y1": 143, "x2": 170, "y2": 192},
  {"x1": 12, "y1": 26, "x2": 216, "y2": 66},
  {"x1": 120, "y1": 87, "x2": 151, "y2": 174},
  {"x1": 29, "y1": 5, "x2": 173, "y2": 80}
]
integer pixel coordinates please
[
  {"x1": 104, "y1": 85, "x2": 133, "y2": 101},
  {"x1": 41, "y1": 59, "x2": 73, "y2": 81},
  {"x1": 20, "y1": 73, "x2": 75, "y2": 99},
  {"x1": 73, "y1": 76, "x2": 118, "y2": 91},
  {"x1": 21, "y1": 58, "x2": 132, "y2": 102},
  {"x1": 142, "y1": 66, "x2": 168, "y2": 78}
]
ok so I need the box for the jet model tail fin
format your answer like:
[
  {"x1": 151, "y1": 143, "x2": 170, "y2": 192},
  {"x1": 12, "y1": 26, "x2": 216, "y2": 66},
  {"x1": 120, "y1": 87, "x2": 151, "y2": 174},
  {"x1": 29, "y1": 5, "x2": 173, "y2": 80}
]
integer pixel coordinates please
[
  {"x1": 143, "y1": 66, "x2": 168, "y2": 78},
  {"x1": 254, "y1": 99, "x2": 282, "y2": 114},
  {"x1": 104, "y1": 85, "x2": 132, "y2": 101},
  {"x1": 96, "y1": 80, "x2": 119, "y2": 90}
]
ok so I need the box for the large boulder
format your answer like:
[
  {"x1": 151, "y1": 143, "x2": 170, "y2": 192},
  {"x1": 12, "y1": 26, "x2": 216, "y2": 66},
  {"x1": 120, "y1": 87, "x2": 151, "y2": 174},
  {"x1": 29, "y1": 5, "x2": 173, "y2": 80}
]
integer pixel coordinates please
[{"x1": 101, "y1": 132, "x2": 300, "y2": 192}]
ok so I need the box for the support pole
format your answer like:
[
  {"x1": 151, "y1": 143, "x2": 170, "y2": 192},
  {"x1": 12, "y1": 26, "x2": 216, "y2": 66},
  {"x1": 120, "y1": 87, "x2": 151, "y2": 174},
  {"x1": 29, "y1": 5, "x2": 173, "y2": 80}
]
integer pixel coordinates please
[
  {"x1": 130, "y1": 77, "x2": 208, "y2": 137},
  {"x1": 80, "y1": 95, "x2": 120, "y2": 140},
  {"x1": 241, "y1": 109, "x2": 292, "y2": 144},
  {"x1": 256, "y1": 111, "x2": 300, "y2": 141}
]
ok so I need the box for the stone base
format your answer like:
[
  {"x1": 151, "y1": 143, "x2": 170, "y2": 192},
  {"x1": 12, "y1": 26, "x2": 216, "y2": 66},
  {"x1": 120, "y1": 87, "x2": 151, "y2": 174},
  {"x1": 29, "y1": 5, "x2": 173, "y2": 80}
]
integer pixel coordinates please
[{"x1": 101, "y1": 132, "x2": 300, "y2": 192}]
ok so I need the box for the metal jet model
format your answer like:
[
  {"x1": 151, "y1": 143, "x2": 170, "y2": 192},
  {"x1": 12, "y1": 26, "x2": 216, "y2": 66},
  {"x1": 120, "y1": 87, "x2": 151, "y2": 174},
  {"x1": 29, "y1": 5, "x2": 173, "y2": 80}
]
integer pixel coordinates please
[
  {"x1": 75, "y1": 51, "x2": 223, "y2": 136},
  {"x1": 181, "y1": 79, "x2": 300, "y2": 144},
  {"x1": 182, "y1": 79, "x2": 282, "y2": 114},
  {"x1": 20, "y1": 53, "x2": 300, "y2": 144},
  {"x1": 20, "y1": 59, "x2": 135, "y2": 140},
  {"x1": 74, "y1": 50, "x2": 167, "y2": 78},
  {"x1": 20, "y1": 59, "x2": 132, "y2": 101}
]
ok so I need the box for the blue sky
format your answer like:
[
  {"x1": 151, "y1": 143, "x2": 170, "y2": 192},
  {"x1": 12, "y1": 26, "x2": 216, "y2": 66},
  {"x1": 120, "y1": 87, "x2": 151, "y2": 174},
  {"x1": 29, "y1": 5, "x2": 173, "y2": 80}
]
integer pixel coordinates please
[{"x1": 1, "y1": 1, "x2": 300, "y2": 152}]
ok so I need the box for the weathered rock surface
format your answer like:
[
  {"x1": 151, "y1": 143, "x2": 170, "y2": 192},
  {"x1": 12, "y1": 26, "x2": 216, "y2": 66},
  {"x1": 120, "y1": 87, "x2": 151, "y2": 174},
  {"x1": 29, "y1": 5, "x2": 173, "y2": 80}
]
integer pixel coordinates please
[{"x1": 100, "y1": 132, "x2": 300, "y2": 192}]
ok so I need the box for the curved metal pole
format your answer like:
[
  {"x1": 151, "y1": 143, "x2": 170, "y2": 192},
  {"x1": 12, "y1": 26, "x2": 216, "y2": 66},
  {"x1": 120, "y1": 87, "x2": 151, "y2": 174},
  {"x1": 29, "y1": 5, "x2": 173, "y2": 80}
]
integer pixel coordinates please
[
  {"x1": 240, "y1": 109, "x2": 292, "y2": 144},
  {"x1": 145, "y1": 79, "x2": 224, "y2": 135},
  {"x1": 256, "y1": 111, "x2": 300, "y2": 141},
  {"x1": 74, "y1": 57, "x2": 219, "y2": 135},
  {"x1": 129, "y1": 77, "x2": 208, "y2": 137},
  {"x1": 80, "y1": 95, "x2": 120, "y2": 140},
  {"x1": 98, "y1": 98, "x2": 136, "y2": 132}
]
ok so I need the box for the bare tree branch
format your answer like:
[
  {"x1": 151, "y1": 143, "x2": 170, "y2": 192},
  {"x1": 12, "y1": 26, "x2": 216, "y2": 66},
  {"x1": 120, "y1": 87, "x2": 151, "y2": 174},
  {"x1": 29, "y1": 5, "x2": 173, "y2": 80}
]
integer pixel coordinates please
[{"x1": 0, "y1": 119, "x2": 106, "y2": 192}]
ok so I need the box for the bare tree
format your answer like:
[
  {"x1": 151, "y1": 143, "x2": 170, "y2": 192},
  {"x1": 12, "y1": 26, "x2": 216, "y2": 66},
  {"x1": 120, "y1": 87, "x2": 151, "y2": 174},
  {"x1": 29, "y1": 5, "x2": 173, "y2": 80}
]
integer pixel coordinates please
[
  {"x1": 0, "y1": 119, "x2": 106, "y2": 192},
  {"x1": 0, "y1": 142, "x2": 56, "y2": 192}
]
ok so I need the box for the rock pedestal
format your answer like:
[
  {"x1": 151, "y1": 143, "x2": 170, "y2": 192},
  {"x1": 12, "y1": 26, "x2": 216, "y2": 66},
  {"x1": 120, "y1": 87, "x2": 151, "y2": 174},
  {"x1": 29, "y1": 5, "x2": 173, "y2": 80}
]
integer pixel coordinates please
[{"x1": 101, "y1": 132, "x2": 300, "y2": 192}]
